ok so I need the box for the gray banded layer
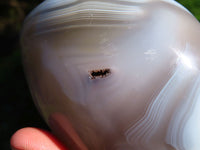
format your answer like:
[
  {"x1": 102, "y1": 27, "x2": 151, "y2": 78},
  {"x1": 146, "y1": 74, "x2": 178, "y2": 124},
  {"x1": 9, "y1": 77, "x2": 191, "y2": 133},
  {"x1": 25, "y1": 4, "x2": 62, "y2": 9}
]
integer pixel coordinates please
[{"x1": 22, "y1": 0, "x2": 191, "y2": 35}]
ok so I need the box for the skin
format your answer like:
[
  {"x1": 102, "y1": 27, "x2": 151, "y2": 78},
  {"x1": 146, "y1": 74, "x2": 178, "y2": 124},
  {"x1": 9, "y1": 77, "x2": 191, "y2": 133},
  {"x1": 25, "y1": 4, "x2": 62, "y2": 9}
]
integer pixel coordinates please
[{"x1": 10, "y1": 127, "x2": 68, "y2": 150}]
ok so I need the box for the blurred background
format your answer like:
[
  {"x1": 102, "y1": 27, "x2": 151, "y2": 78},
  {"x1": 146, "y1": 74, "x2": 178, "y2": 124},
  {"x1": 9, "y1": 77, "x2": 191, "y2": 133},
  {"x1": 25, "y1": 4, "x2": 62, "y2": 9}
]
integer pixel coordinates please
[{"x1": 0, "y1": 0, "x2": 199, "y2": 149}]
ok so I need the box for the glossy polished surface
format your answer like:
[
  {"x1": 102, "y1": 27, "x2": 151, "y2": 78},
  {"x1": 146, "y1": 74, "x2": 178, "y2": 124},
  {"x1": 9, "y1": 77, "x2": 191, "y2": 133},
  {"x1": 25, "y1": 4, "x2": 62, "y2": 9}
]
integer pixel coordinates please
[{"x1": 21, "y1": 0, "x2": 200, "y2": 150}]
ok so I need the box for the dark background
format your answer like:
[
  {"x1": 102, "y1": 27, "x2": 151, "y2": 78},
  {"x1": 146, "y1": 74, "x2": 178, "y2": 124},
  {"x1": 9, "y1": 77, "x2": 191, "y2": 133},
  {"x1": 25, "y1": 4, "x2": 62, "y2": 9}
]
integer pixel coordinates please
[{"x1": 0, "y1": 0, "x2": 199, "y2": 149}]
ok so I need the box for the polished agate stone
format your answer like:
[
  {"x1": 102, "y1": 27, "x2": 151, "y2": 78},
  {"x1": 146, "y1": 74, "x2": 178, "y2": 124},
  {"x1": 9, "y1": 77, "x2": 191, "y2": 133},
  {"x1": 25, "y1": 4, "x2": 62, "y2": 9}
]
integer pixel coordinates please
[{"x1": 21, "y1": 0, "x2": 200, "y2": 150}]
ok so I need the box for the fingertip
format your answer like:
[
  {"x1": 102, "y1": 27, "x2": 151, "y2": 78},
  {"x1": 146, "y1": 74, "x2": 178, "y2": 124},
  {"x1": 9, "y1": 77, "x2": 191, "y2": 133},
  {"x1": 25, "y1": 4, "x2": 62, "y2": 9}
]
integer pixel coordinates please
[
  {"x1": 10, "y1": 127, "x2": 31, "y2": 150},
  {"x1": 10, "y1": 127, "x2": 68, "y2": 150}
]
